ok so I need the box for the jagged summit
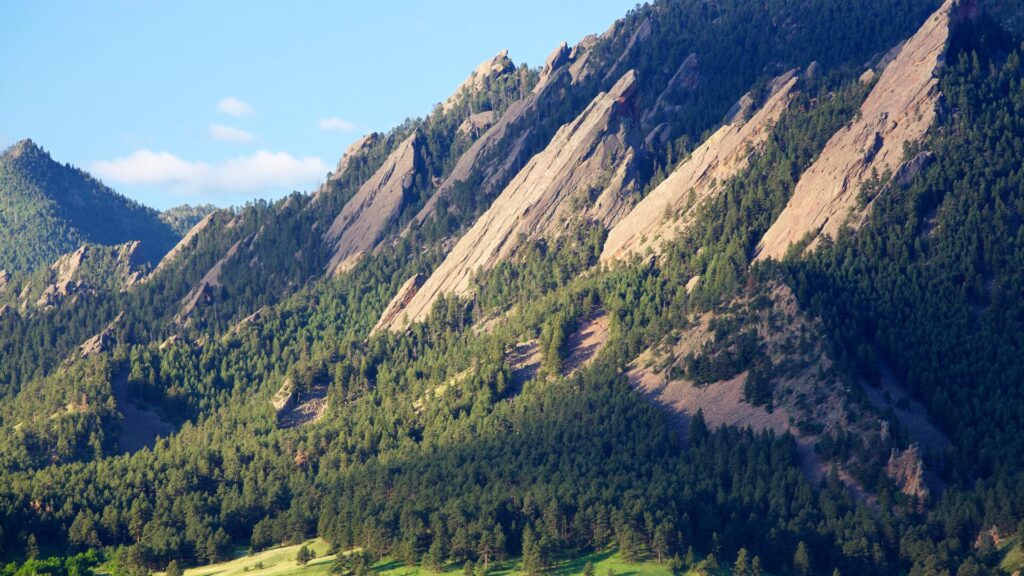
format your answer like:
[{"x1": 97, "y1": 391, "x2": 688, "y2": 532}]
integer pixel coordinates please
[
  {"x1": 755, "y1": 0, "x2": 961, "y2": 260},
  {"x1": 2, "y1": 138, "x2": 47, "y2": 162},
  {"x1": 441, "y1": 49, "x2": 516, "y2": 113},
  {"x1": 379, "y1": 70, "x2": 642, "y2": 332}
]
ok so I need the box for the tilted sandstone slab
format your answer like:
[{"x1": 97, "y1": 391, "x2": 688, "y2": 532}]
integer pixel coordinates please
[
  {"x1": 324, "y1": 131, "x2": 422, "y2": 276},
  {"x1": 311, "y1": 132, "x2": 381, "y2": 205},
  {"x1": 151, "y1": 211, "x2": 216, "y2": 277},
  {"x1": 371, "y1": 274, "x2": 425, "y2": 334},
  {"x1": 408, "y1": 39, "x2": 599, "y2": 234},
  {"x1": 755, "y1": 0, "x2": 955, "y2": 261},
  {"x1": 601, "y1": 72, "x2": 800, "y2": 262},
  {"x1": 441, "y1": 49, "x2": 515, "y2": 113},
  {"x1": 381, "y1": 71, "x2": 643, "y2": 331}
]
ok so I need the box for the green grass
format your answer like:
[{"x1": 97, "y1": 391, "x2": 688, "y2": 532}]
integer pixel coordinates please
[
  {"x1": 156, "y1": 540, "x2": 338, "y2": 576},
  {"x1": 160, "y1": 544, "x2": 740, "y2": 576},
  {"x1": 1000, "y1": 535, "x2": 1024, "y2": 574}
]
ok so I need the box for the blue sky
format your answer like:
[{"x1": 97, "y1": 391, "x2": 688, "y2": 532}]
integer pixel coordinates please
[{"x1": 1, "y1": 0, "x2": 638, "y2": 210}]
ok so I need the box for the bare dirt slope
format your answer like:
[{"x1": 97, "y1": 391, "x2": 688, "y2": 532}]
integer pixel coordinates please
[
  {"x1": 755, "y1": 0, "x2": 956, "y2": 260},
  {"x1": 112, "y1": 370, "x2": 177, "y2": 454},
  {"x1": 563, "y1": 312, "x2": 610, "y2": 375},
  {"x1": 626, "y1": 284, "x2": 891, "y2": 491}
]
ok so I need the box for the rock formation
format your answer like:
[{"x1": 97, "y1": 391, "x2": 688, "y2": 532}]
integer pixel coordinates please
[
  {"x1": 601, "y1": 71, "x2": 800, "y2": 262},
  {"x1": 324, "y1": 131, "x2": 422, "y2": 276},
  {"x1": 886, "y1": 444, "x2": 929, "y2": 501},
  {"x1": 152, "y1": 211, "x2": 216, "y2": 277},
  {"x1": 408, "y1": 37, "x2": 599, "y2": 234},
  {"x1": 178, "y1": 239, "x2": 241, "y2": 320},
  {"x1": 457, "y1": 111, "x2": 499, "y2": 137},
  {"x1": 311, "y1": 133, "x2": 381, "y2": 204},
  {"x1": 755, "y1": 0, "x2": 956, "y2": 260},
  {"x1": 381, "y1": 71, "x2": 642, "y2": 331},
  {"x1": 372, "y1": 274, "x2": 425, "y2": 334},
  {"x1": 80, "y1": 312, "x2": 123, "y2": 358},
  {"x1": 441, "y1": 49, "x2": 515, "y2": 113},
  {"x1": 29, "y1": 241, "x2": 147, "y2": 309}
]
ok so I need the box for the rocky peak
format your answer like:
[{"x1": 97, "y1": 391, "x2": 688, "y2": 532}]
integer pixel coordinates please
[
  {"x1": 324, "y1": 131, "x2": 423, "y2": 276},
  {"x1": 755, "y1": 0, "x2": 957, "y2": 261},
  {"x1": 333, "y1": 133, "x2": 380, "y2": 182},
  {"x1": 2, "y1": 138, "x2": 48, "y2": 162},
  {"x1": 602, "y1": 71, "x2": 801, "y2": 262},
  {"x1": 381, "y1": 70, "x2": 642, "y2": 331},
  {"x1": 151, "y1": 211, "x2": 217, "y2": 277},
  {"x1": 886, "y1": 444, "x2": 929, "y2": 503},
  {"x1": 79, "y1": 312, "x2": 123, "y2": 358},
  {"x1": 442, "y1": 49, "x2": 516, "y2": 113},
  {"x1": 537, "y1": 42, "x2": 570, "y2": 88}
]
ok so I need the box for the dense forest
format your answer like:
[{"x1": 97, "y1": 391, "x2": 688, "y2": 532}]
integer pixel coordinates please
[{"x1": 2, "y1": 1, "x2": 1024, "y2": 576}]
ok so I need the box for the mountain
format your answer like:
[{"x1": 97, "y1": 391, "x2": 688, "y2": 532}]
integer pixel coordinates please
[
  {"x1": 3, "y1": 2, "x2": 1024, "y2": 576},
  {"x1": 0, "y1": 139, "x2": 180, "y2": 274}
]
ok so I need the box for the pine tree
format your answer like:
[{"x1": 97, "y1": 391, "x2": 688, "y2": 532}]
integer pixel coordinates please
[
  {"x1": 26, "y1": 534, "x2": 39, "y2": 560},
  {"x1": 751, "y1": 556, "x2": 763, "y2": 576},
  {"x1": 296, "y1": 544, "x2": 313, "y2": 565},
  {"x1": 522, "y1": 526, "x2": 544, "y2": 576},
  {"x1": 583, "y1": 561, "x2": 595, "y2": 576},
  {"x1": 166, "y1": 560, "x2": 184, "y2": 576},
  {"x1": 794, "y1": 541, "x2": 811, "y2": 576},
  {"x1": 652, "y1": 522, "x2": 670, "y2": 563},
  {"x1": 734, "y1": 548, "x2": 750, "y2": 576}
]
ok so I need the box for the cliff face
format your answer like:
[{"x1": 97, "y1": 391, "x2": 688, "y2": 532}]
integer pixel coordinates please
[
  {"x1": 441, "y1": 50, "x2": 516, "y2": 113},
  {"x1": 380, "y1": 71, "x2": 643, "y2": 331},
  {"x1": 324, "y1": 132, "x2": 422, "y2": 276},
  {"x1": 21, "y1": 241, "x2": 147, "y2": 310},
  {"x1": 151, "y1": 211, "x2": 216, "y2": 277},
  {"x1": 601, "y1": 72, "x2": 800, "y2": 262},
  {"x1": 408, "y1": 38, "x2": 599, "y2": 234},
  {"x1": 754, "y1": 0, "x2": 956, "y2": 261}
]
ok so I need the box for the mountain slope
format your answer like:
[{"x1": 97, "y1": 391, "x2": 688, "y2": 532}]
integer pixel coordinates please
[
  {"x1": 0, "y1": 139, "x2": 179, "y2": 273},
  {"x1": 380, "y1": 70, "x2": 643, "y2": 331},
  {"x1": 755, "y1": 0, "x2": 955, "y2": 260}
]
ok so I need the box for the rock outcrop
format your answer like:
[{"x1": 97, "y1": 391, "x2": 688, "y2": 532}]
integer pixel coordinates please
[
  {"x1": 178, "y1": 239, "x2": 241, "y2": 320},
  {"x1": 408, "y1": 37, "x2": 599, "y2": 234},
  {"x1": 381, "y1": 71, "x2": 642, "y2": 331},
  {"x1": 324, "y1": 131, "x2": 422, "y2": 276},
  {"x1": 601, "y1": 71, "x2": 800, "y2": 262},
  {"x1": 311, "y1": 133, "x2": 381, "y2": 204},
  {"x1": 152, "y1": 211, "x2": 216, "y2": 277},
  {"x1": 886, "y1": 444, "x2": 929, "y2": 502},
  {"x1": 80, "y1": 312, "x2": 123, "y2": 358},
  {"x1": 755, "y1": 0, "x2": 955, "y2": 260},
  {"x1": 30, "y1": 242, "x2": 147, "y2": 309},
  {"x1": 372, "y1": 274, "x2": 425, "y2": 334},
  {"x1": 442, "y1": 50, "x2": 515, "y2": 113},
  {"x1": 0, "y1": 270, "x2": 9, "y2": 296},
  {"x1": 457, "y1": 111, "x2": 499, "y2": 137}
]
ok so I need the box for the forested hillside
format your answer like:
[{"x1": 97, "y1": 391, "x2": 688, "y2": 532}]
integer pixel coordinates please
[
  {"x1": 2, "y1": 1, "x2": 1024, "y2": 576},
  {"x1": 0, "y1": 140, "x2": 179, "y2": 273}
]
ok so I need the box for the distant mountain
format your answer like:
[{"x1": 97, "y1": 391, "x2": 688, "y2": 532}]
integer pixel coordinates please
[{"x1": 0, "y1": 139, "x2": 179, "y2": 274}]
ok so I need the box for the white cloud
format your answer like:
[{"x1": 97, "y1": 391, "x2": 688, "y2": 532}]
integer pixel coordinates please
[
  {"x1": 318, "y1": 117, "x2": 356, "y2": 132},
  {"x1": 218, "y1": 97, "x2": 253, "y2": 116},
  {"x1": 210, "y1": 124, "x2": 256, "y2": 142},
  {"x1": 92, "y1": 149, "x2": 327, "y2": 195}
]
